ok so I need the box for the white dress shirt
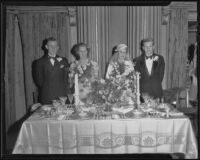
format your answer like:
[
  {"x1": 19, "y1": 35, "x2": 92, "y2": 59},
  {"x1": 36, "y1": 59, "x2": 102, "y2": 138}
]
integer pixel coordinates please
[
  {"x1": 48, "y1": 54, "x2": 56, "y2": 66},
  {"x1": 145, "y1": 58, "x2": 153, "y2": 75}
]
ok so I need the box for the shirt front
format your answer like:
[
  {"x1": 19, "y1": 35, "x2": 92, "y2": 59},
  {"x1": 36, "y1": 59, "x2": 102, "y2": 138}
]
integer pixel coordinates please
[
  {"x1": 145, "y1": 58, "x2": 153, "y2": 75},
  {"x1": 48, "y1": 54, "x2": 56, "y2": 66}
]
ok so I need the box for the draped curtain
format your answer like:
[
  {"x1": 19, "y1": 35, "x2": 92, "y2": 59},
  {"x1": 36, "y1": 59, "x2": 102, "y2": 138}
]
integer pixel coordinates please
[
  {"x1": 5, "y1": 14, "x2": 25, "y2": 131},
  {"x1": 127, "y1": 6, "x2": 162, "y2": 58},
  {"x1": 77, "y1": 6, "x2": 162, "y2": 78},
  {"x1": 77, "y1": 6, "x2": 110, "y2": 78},
  {"x1": 167, "y1": 8, "x2": 188, "y2": 88},
  {"x1": 5, "y1": 11, "x2": 71, "y2": 131}
]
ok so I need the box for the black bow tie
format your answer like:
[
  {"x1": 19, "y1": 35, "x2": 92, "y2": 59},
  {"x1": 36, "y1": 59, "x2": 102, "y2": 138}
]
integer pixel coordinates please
[
  {"x1": 145, "y1": 55, "x2": 153, "y2": 59},
  {"x1": 48, "y1": 56, "x2": 57, "y2": 60}
]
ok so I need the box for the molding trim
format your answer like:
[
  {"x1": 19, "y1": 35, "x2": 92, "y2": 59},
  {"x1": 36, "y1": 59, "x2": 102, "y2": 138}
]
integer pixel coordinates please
[
  {"x1": 161, "y1": 2, "x2": 197, "y2": 25},
  {"x1": 6, "y1": 6, "x2": 77, "y2": 17}
]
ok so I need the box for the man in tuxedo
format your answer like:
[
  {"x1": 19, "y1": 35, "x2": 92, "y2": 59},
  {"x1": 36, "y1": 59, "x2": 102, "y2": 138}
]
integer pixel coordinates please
[
  {"x1": 33, "y1": 37, "x2": 70, "y2": 104},
  {"x1": 133, "y1": 38, "x2": 165, "y2": 100}
]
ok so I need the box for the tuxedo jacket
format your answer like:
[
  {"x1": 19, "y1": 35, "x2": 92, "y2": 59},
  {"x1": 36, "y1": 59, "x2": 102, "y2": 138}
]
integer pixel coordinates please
[
  {"x1": 33, "y1": 54, "x2": 70, "y2": 104},
  {"x1": 133, "y1": 53, "x2": 165, "y2": 99}
]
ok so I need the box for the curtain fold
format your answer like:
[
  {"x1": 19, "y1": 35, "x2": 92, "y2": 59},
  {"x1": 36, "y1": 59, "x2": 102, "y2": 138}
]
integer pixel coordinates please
[
  {"x1": 127, "y1": 6, "x2": 162, "y2": 58},
  {"x1": 167, "y1": 8, "x2": 188, "y2": 88},
  {"x1": 77, "y1": 6, "x2": 110, "y2": 78},
  {"x1": 17, "y1": 12, "x2": 71, "y2": 108},
  {"x1": 14, "y1": 16, "x2": 27, "y2": 120},
  {"x1": 5, "y1": 13, "x2": 15, "y2": 131},
  {"x1": 5, "y1": 12, "x2": 71, "y2": 131}
]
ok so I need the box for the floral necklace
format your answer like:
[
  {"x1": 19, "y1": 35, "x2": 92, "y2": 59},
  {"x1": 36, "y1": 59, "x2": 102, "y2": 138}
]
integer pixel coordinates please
[{"x1": 112, "y1": 61, "x2": 125, "y2": 75}]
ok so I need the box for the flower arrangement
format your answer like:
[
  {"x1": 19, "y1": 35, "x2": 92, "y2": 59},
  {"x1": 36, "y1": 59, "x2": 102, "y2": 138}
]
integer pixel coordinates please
[
  {"x1": 86, "y1": 65, "x2": 137, "y2": 106},
  {"x1": 141, "y1": 93, "x2": 158, "y2": 108}
]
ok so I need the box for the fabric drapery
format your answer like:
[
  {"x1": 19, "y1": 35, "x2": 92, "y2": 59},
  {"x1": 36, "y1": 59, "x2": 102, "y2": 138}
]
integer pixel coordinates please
[
  {"x1": 77, "y1": 6, "x2": 162, "y2": 78},
  {"x1": 167, "y1": 8, "x2": 188, "y2": 88},
  {"x1": 5, "y1": 14, "x2": 27, "y2": 130},
  {"x1": 5, "y1": 12, "x2": 72, "y2": 131},
  {"x1": 77, "y1": 6, "x2": 110, "y2": 78},
  {"x1": 5, "y1": 13, "x2": 16, "y2": 131},
  {"x1": 17, "y1": 12, "x2": 71, "y2": 108},
  {"x1": 13, "y1": 16, "x2": 27, "y2": 120},
  {"x1": 127, "y1": 6, "x2": 162, "y2": 59}
]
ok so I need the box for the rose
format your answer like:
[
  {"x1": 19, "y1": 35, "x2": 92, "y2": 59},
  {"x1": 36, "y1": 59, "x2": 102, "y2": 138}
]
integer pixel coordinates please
[
  {"x1": 57, "y1": 57, "x2": 62, "y2": 62},
  {"x1": 153, "y1": 56, "x2": 159, "y2": 61},
  {"x1": 104, "y1": 90, "x2": 109, "y2": 95},
  {"x1": 99, "y1": 90, "x2": 103, "y2": 94},
  {"x1": 82, "y1": 65, "x2": 87, "y2": 70},
  {"x1": 69, "y1": 73, "x2": 74, "y2": 78},
  {"x1": 100, "y1": 79, "x2": 106, "y2": 84}
]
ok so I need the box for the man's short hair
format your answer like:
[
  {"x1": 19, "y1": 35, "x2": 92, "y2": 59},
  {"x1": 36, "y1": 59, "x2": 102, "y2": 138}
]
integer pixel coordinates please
[
  {"x1": 46, "y1": 37, "x2": 57, "y2": 43},
  {"x1": 141, "y1": 38, "x2": 154, "y2": 46}
]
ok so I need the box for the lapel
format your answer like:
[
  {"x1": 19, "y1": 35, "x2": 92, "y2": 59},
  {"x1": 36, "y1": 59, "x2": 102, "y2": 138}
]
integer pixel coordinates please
[
  {"x1": 44, "y1": 55, "x2": 61, "y2": 74},
  {"x1": 139, "y1": 53, "x2": 159, "y2": 76},
  {"x1": 44, "y1": 55, "x2": 54, "y2": 69},
  {"x1": 151, "y1": 54, "x2": 159, "y2": 76}
]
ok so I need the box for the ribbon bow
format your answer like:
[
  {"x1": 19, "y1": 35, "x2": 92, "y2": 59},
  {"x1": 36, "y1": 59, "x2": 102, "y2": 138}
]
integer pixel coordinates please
[
  {"x1": 48, "y1": 56, "x2": 57, "y2": 60},
  {"x1": 145, "y1": 55, "x2": 153, "y2": 59}
]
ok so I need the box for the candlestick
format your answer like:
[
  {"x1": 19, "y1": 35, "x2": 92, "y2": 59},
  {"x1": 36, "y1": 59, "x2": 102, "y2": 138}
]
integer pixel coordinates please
[
  {"x1": 136, "y1": 72, "x2": 140, "y2": 106},
  {"x1": 186, "y1": 88, "x2": 189, "y2": 108},
  {"x1": 74, "y1": 74, "x2": 80, "y2": 105}
]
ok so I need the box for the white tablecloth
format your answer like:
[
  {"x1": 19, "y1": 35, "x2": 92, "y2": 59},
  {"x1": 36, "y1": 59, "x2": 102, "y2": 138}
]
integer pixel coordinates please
[{"x1": 12, "y1": 116, "x2": 198, "y2": 158}]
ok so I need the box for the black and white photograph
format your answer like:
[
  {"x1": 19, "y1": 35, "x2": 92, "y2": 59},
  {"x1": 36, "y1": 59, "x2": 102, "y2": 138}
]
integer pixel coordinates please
[{"x1": 1, "y1": 1, "x2": 198, "y2": 159}]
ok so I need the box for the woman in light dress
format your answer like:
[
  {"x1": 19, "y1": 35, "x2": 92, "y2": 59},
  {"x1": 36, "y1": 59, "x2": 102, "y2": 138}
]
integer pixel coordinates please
[
  {"x1": 105, "y1": 44, "x2": 136, "y2": 104},
  {"x1": 106, "y1": 44, "x2": 135, "y2": 79},
  {"x1": 69, "y1": 43, "x2": 99, "y2": 101}
]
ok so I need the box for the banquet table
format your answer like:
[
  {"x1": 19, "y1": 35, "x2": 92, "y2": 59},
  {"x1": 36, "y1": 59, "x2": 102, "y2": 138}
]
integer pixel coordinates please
[{"x1": 12, "y1": 111, "x2": 198, "y2": 159}]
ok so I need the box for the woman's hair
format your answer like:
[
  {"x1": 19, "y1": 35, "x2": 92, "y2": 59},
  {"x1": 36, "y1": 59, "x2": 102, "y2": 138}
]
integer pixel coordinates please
[
  {"x1": 71, "y1": 44, "x2": 79, "y2": 60},
  {"x1": 71, "y1": 43, "x2": 90, "y2": 60},
  {"x1": 109, "y1": 44, "x2": 130, "y2": 63}
]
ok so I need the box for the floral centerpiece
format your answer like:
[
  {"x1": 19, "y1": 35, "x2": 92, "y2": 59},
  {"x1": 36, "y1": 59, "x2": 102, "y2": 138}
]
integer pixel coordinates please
[
  {"x1": 69, "y1": 60, "x2": 96, "y2": 83},
  {"x1": 70, "y1": 60, "x2": 138, "y2": 117},
  {"x1": 86, "y1": 61, "x2": 138, "y2": 109}
]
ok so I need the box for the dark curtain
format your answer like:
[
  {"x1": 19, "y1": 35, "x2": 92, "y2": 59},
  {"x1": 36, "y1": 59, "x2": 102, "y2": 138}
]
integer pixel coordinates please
[{"x1": 5, "y1": 12, "x2": 71, "y2": 131}]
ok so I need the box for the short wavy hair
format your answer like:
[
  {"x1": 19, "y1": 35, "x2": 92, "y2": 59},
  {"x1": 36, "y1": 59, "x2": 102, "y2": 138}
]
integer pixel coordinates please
[
  {"x1": 109, "y1": 44, "x2": 130, "y2": 63},
  {"x1": 141, "y1": 38, "x2": 155, "y2": 46},
  {"x1": 71, "y1": 43, "x2": 90, "y2": 60},
  {"x1": 46, "y1": 37, "x2": 57, "y2": 43},
  {"x1": 140, "y1": 38, "x2": 155, "y2": 53}
]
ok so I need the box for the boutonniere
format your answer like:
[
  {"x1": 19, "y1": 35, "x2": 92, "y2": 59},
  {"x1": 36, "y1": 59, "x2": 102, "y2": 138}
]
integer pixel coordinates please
[
  {"x1": 153, "y1": 56, "x2": 159, "y2": 61},
  {"x1": 57, "y1": 57, "x2": 62, "y2": 62},
  {"x1": 60, "y1": 64, "x2": 64, "y2": 68}
]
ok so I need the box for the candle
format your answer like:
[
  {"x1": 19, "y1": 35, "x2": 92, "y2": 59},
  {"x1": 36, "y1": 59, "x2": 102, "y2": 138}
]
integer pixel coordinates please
[
  {"x1": 136, "y1": 72, "x2": 140, "y2": 105},
  {"x1": 186, "y1": 88, "x2": 189, "y2": 108},
  {"x1": 74, "y1": 74, "x2": 80, "y2": 105}
]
